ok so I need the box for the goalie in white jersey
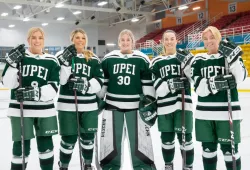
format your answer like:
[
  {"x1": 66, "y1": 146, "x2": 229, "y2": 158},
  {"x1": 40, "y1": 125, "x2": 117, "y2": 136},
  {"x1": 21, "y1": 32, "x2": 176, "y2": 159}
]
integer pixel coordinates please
[
  {"x1": 180, "y1": 26, "x2": 247, "y2": 170},
  {"x1": 2, "y1": 27, "x2": 60, "y2": 170},
  {"x1": 97, "y1": 29, "x2": 157, "y2": 170},
  {"x1": 150, "y1": 30, "x2": 194, "y2": 170}
]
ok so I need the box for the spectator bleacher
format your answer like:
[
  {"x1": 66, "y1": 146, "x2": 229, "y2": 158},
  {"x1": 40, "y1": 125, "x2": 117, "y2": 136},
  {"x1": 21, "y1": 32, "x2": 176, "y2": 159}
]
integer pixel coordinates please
[
  {"x1": 136, "y1": 10, "x2": 250, "y2": 46},
  {"x1": 227, "y1": 11, "x2": 250, "y2": 29},
  {"x1": 210, "y1": 13, "x2": 240, "y2": 29}
]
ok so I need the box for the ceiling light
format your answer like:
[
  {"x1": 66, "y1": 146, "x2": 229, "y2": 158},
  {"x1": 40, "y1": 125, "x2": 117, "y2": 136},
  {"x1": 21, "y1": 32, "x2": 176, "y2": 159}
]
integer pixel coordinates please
[
  {"x1": 178, "y1": 5, "x2": 188, "y2": 10},
  {"x1": 13, "y1": 5, "x2": 22, "y2": 9},
  {"x1": 57, "y1": 17, "x2": 65, "y2": 21},
  {"x1": 42, "y1": 23, "x2": 48, "y2": 26},
  {"x1": 55, "y1": 2, "x2": 64, "y2": 8},
  {"x1": 193, "y1": 6, "x2": 200, "y2": 10},
  {"x1": 73, "y1": 11, "x2": 82, "y2": 15},
  {"x1": 97, "y1": 1, "x2": 108, "y2": 6},
  {"x1": 23, "y1": 17, "x2": 30, "y2": 22},
  {"x1": 1, "y1": 13, "x2": 8, "y2": 17},
  {"x1": 106, "y1": 43, "x2": 116, "y2": 46},
  {"x1": 9, "y1": 24, "x2": 15, "y2": 28},
  {"x1": 131, "y1": 17, "x2": 139, "y2": 22}
]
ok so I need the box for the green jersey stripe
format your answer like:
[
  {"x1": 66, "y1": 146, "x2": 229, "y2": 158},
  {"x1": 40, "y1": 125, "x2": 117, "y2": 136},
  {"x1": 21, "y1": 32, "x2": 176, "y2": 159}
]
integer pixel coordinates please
[
  {"x1": 10, "y1": 103, "x2": 54, "y2": 110},
  {"x1": 106, "y1": 95, "x2": 139, "y2": 102},
  {"x1": 196, "y1": 105, "x2": 241, "y2": 112},
  {"x1": 158, "y1": 98, "x2": 192, "y2": 107},
  {"x1": 58, "y1": 98, "x2": 96, "y2": 104}
]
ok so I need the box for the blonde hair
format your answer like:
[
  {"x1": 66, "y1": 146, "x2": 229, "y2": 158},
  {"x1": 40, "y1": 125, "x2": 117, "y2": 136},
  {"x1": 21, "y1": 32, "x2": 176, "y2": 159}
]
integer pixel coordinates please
[
  {"x1": 202, "y1": 26, "x2": 222, "y2": 41},
  {"x1": 161, "y1": 30, "x2": 177, "y2": 55},
  {"x1": 70, "y1": 28, "x2": 95, "y2": 62},
  {"x1": 118, "y1": 29, "x2": 135, "y2": 49},
  {"x1": 27, "y1": 27, "x2": 45, "y2": 40}
]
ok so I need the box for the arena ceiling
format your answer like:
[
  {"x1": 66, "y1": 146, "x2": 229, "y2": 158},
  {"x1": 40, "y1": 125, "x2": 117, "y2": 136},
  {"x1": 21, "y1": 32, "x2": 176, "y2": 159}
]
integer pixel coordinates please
[{"x1": 0, "y1": 0, "x2": 203, "y2": 26}]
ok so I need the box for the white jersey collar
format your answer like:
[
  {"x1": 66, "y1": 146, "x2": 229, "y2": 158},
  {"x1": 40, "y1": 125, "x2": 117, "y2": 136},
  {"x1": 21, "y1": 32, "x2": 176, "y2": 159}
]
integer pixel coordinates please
[{"x1": 25, "y1": 49, "x2": 47, "y2": 58}]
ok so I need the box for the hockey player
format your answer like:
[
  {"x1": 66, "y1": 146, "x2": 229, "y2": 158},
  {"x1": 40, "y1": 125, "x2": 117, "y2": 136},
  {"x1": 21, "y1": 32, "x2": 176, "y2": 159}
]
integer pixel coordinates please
[
  {"x1": 56, "y1": 28, "x2": 104, "y2": 170},
  {"x1": 150, "y1": 30, "x2": 194, "y2": 170},
  {"x1": 2, "y1": 27, "x2": 60, "y2": 170},
  {"x1": 178, "y1": 26, "x2": 247, "y2": 170},
  {"x1": 97, "y1": 29, "x2": 157, "y2": 170}
]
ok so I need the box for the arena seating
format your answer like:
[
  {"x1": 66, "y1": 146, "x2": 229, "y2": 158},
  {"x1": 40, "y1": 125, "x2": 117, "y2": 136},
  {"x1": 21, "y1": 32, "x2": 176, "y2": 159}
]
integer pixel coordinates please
[
  {"x1": 210, "y1": 13, "x2": 240, "y2": 29},
  {"x1": 136, "y1": 23, "x2": 194, "y2": 44},
  {"x1": 136, "y1": 10, "x2": 250, "y2": 45},
  {"x1": 227, "y1": 11, "x2": 250, "y2": 29}
]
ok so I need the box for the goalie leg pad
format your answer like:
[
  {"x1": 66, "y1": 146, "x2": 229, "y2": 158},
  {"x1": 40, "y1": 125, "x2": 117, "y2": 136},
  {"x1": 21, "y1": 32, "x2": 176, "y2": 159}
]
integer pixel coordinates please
[
  {"x1": 100, "y1": 110, "x2": 124, "y2": 169},
  {"x1": 125, "y1": 111, "x2": 156, "y2": 169}
]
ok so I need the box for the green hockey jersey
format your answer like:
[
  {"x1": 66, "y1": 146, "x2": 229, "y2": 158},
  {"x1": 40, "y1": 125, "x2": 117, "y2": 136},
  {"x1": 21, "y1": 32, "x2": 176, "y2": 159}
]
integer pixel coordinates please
[
  {"x1": 56, "y1": 51, "x2": 104, "y2": 112},
  {"x1": 150, "y1": 54, "x2": 193, "y2": 115},
  {"x1": 97, "y1": 50, "x2": 155, "y2": 110},
  {"x1": 191, "y1": 53, "x2": 247, "y2": 120},
  {"x1": 2, "y1": 50, "x2": 60, "y2": 117}
]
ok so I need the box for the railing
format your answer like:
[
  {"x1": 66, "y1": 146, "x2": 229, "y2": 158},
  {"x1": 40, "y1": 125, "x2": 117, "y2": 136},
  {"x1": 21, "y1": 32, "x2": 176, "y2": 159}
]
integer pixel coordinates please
[
  {"x1": 220, "y1": 25, "x2": 250, "y2": 38},
  {"x1": 186, "y1": 32, "x2": 202, "y2": 49},
  {"x1": 178, "y1": 13, "x2": 223, "y2": 42},
  {"x1": 177, "y1": 19, "x2": 206, "y2": 42},
  {"x1": 244, "y1": 33, "x2": 250, "y2": 43},
  {"x1": 136, "y1": 25, "x2": 250, "y2": 52}
]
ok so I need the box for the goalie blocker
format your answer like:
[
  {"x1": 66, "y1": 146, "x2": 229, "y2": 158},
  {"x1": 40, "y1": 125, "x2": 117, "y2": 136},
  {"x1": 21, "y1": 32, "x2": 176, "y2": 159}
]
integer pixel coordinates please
[{"x1": 139, "y1": 95, "x2": 157, "y2": 127}]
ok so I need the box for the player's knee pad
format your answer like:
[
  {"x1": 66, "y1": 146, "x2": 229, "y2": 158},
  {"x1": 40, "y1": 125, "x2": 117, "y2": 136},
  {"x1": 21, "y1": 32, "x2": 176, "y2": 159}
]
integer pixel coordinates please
[
  {"x1": 81, "y1": 132, "x2": 95, "y2": 140},
  {"x1": 13, "y1": 140, "x2": 31, "y2": 156},
  {"x1": 202, "y1": 142, "x2": 218, "y2": 160},
  {"x1": 177, "y1": 133, "x2": 194, "y2": 155},
  {"x1": 36, "y1": 136, "x2": 53, "y2": 152},
  {"x1": 176, "y1": 133, "x2": 192, "y2": 143},
  {"x1": 161, "y1": 132, "x2": 175, "y2": 150},
  {"x1": 220, "y1": 143, "x2": 239, "y2": 154},
  {"x1": 220, "y1": 143, "x2": 241, "y2": 166},
  {"x1": 161, "y1": 132, "x2": 175, "y2": 143},
  {"x1": 61, "y1": 135, "x2": 78, "y2": 145},
  {"x1": 80, "y1": 133, "x2": 95, "y2": 150}
]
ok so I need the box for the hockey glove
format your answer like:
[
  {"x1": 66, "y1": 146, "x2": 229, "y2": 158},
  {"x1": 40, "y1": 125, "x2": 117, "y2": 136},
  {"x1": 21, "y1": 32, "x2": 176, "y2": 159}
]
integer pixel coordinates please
[
  {"x1": 68, "y1": 77, "x2": 90, "y2": 94},
  {"x1": 207, "y1": 74, "x2": 236, "y2": 94},
  {"x1": 176, "y1": 48, "x2": 194, "y2": 68},
  {"x1": 15, "y1": 86, "x2": 40, "y2": 102},
  {"x1": 167, "y1": 77, "x2": 189, "y2": 94},
  {"x1": 139, "y1": 95, "x2": 157, "y2": 127},
  {"x1": 218, "y1": 39, "x2": 243, "y2": 65},
  {"x1": 58, "y1": 45, "x2": 77, "y2": 66},
  {"x1": 5, "y1": 44, "x2": 25, "y2": 68}
]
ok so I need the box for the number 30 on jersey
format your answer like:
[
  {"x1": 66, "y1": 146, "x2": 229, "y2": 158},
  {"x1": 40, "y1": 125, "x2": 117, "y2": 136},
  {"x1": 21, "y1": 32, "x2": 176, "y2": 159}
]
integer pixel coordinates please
[{"x1": 117, "y1": 76, "x2": 130, "y2": 85}]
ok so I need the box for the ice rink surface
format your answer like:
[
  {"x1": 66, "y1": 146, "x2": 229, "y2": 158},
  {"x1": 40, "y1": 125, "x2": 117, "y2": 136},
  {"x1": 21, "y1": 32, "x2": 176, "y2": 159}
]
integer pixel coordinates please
[{"x1": 0, "y1": 89, "x2": 249, "y2": 170}]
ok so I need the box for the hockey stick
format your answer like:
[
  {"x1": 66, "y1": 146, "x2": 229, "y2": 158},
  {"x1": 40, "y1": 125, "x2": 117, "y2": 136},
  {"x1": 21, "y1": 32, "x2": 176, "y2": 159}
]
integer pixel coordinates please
[
  {"x1": 72, "y1": 57, "x2": 84, "y2": 170},
  {"x1": 18, "y1": 61, "x2": 26, "y2": 170},
  {"x1": 224, "y1": 58, "x2": 237, "y2": 170},
  {"x1": 181, "y1": 69, "x2": 187, "y2": 170}
]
